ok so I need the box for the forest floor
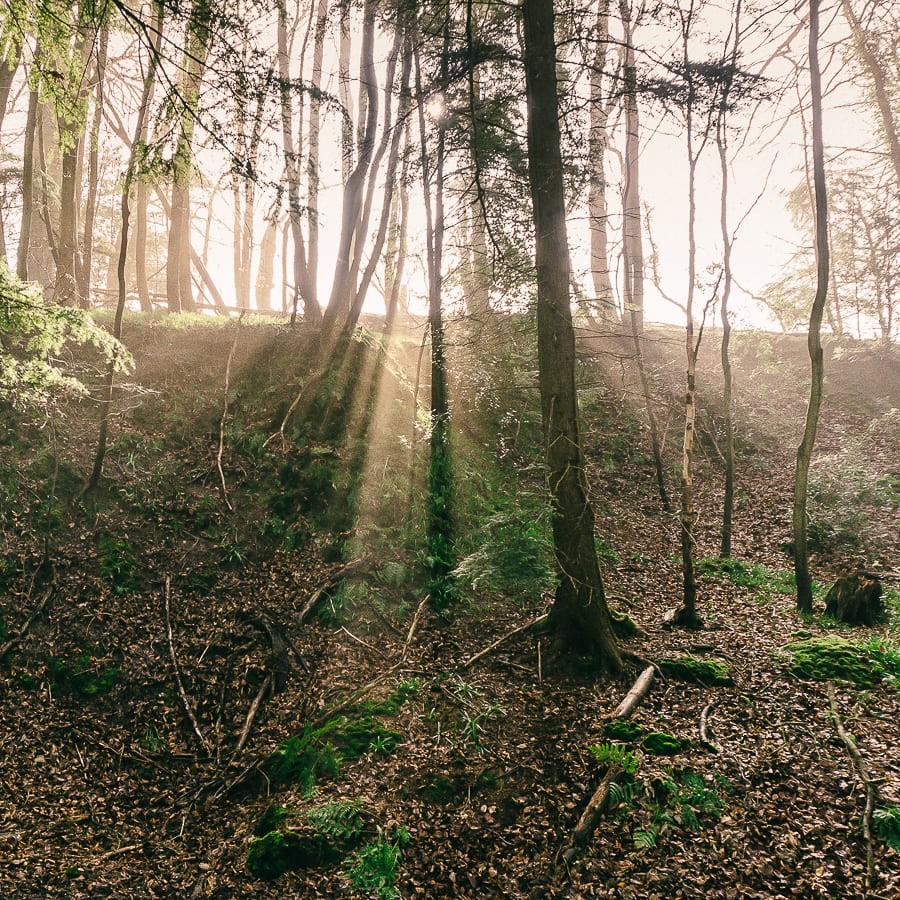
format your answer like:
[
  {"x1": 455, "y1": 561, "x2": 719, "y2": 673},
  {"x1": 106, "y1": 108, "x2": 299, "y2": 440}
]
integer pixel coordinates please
[{"x1": 0, "y1": 314, "x2": 898, "y2": 899}]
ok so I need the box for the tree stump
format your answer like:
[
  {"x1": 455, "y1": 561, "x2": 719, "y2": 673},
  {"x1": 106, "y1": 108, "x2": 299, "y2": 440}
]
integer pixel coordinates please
[{"x1": 824, "y1": 572, "x2": 883, "y2": 626}]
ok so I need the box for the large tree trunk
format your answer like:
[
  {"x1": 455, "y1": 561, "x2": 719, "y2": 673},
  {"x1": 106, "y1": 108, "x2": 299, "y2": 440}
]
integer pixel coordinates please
[
  {"x1": 794, "y1": 0, "x2": 829, "y2": 613},
  {"x1": 522, "y1": 0, "x2": 621, "y2": 672},
  {"x1": 0, "y1": 33, "x2": 22, "y2": 136}
]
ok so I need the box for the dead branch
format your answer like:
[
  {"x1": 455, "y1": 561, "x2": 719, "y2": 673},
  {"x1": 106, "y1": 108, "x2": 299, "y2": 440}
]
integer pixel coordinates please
[
  {"x1": 566, "y1": 764, "x2": 624, "y2": 856},
  {"x1": 308, "y1": 661, "x2": 405, "y2": 730},
  {"x1": 564, "y1": 665, "x2": 656, "y2": 861},
  {"x1": 233, "y1": 673, "x2": 273, "y2": 758},
  {"x1": 339, "y1": 625, "x2": 388, "y2": 658},
  {"x1": 164, "y1": 577, "x2": 210, "y2": 754},
  {"x1": 613, "y1": 666, "x2": 656, "y2": 720},
  {"x1": 0, "y1": 588, "x2": 53, "y2": 660},
  {"x1": 297, "y1": 558, "x2": 368, "y2": 624},
  {"x1": 828, "y1": 684, "x2": 877, "y2": 895},
  {"x1": 700, "y1": 701, "x2": 718, "y2": 751},
  {"x1": 461, "y1": 613, "x2": 549, "y2": 669},
  {"x1": 402, "y1": 595, "x2": 429, "y2": 661},
  {"x1": 216, "y1": 312, "x2": 244, "y2": 510}
]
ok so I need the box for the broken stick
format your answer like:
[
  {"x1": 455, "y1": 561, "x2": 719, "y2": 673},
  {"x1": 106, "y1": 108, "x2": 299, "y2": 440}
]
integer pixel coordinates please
[
  {"x1": 461, "y1": 613, "x2": 549, "y2": 669},
  {"x1": 164, "y1": 577, "x2": 210, "y2": 754},
  {"x1": 564, "y1": 665, "x2": 656, "y2": 861},
  {"x1": 828, "y1": 684, "x2": 877, "y2": 895}
]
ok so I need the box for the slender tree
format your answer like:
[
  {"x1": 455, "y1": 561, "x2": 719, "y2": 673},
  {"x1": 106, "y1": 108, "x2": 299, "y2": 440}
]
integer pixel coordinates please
[{"x1": 793, "y1": 0, "x2": 829, "y2": 613}]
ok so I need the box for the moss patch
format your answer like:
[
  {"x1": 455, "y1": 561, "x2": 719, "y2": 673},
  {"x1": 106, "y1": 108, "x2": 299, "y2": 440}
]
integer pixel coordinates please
[
  {"x1": 641, "y1": 732, "x2": 684, "y2": 756},
  {"x1": 783, "y1": 635, "x2": 899, "y2": 687},
  {"x1": 603, "y1": 720, "x2": 645, "y2": 742},
  {"x1": 659, "y1": 656, "x2": 733, "y2": 687},
  {"x1": 267, "y1": 714, "x2": 403, "y2": 790}
]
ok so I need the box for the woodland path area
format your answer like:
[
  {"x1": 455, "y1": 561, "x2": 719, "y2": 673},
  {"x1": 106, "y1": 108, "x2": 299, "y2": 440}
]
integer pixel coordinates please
[{"x1": 0, "y1": 319, "x2": 898, "y2": 899}]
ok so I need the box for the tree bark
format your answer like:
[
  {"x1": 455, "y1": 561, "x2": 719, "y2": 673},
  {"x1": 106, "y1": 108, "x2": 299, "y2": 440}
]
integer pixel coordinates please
[
  {"x1": 620, "y1": 0, "x2": 669, "y2": 511},
  {"x1": 794, "y1": 0, "x2": 829, "y2": 613},
  {"x1": 16, "y1": 77, "x2": 38, "y2": 281},
  {"x1": 522, "y1": 0, "x2": 621, "y2": 672},
  {"x1": 588, "y1": 0, "x2": 616, "y2": 324}
]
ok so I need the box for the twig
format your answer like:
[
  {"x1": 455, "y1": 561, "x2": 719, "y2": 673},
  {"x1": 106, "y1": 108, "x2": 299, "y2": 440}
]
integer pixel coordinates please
[
  {"x1": 339, "y1": 625, "x2": 388, "y2": 658},
  {"x1": 402, "y1": 595, "x2": 429, "y2": 661},
  {"x1": 297, "y1": 558, "x2": 368, "y2": 624},
  {"x1": 216, "y1": 311, "x2": 244, "y2": 511},
  {"x1": 99, "y1": 844, "x2": 144, "y2": 861},
  {"x1": 461, "y1": 613, "x2": 549, "y2": 669},
  {"x1": 233, "y1": 673, "x2": 272, "y2": 758},
  {"x1": 828, "y1": 684, "x2": 877, "y2": 895},
  {"x1": 164, "y1": 576, "x2": 210, "y2": 754},
  {"x1": 0, "y1": 588, "x2": 53, "y2": 659},
  {"x1": 308, "y1": 661, "x2": 405, "y2": 730}
]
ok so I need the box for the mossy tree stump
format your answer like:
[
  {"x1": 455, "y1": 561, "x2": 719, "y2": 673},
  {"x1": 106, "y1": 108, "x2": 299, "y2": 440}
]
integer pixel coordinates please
[{"x1": 824, "y1": 572, "x2": 883, "y2": 626}]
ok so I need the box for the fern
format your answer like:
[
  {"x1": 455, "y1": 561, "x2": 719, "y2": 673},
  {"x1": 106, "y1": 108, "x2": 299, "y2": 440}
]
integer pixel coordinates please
[
  {"x1": 633, "y1": 827, "x2": 659, "y2": 850},
  {"x1": 589, "y1": 741, "x2": 641, "y2": 775}
]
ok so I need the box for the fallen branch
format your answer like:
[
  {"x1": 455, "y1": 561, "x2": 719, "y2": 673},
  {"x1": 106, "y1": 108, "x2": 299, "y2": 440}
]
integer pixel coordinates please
[
  {"x1": 828, "y1": 684, "x2": 877, "y2": 895},
  {"x1": 564, "y1": 665, "x2": 656, "y2": 861},
  {"x1": 699, "y1": 701, "x2": 718, "y2": 751},
  {"x1": 566, "y1": 764, "x2": 624, "y2": 856},
  {"x1": 402, "y1": 595, "x2": 429, "y2": 661},
  {"x1": 0, "y1": 588, "x2": 53, "y2": 660},
  {"x1": 164, "y1": 577, "x2": 210, "y2": 754},
  {"x1": 297, "y1": 558, "x2": 368, "y2": 624},
  {"x1": 461, "y1": 613, "x2": 549, "y2": 669},
  {"x1": 613, "y1": 666, "x2": 656, "y2": 720},
  {"x1": 216, "y1": 312, "x2": 244, "y2": 511},
  {"x1": 309, "y1": 661, "x2": 405, "y2": 730},
  {"x1": 233, "y1": 673, "x2": 273, "y2": 758}
]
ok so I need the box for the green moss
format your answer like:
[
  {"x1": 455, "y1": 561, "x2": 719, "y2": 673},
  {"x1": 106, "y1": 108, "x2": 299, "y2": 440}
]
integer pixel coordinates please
[
  {"x1": 659, "y1": 656, "x2": 733, "y2": 686},
  {"x1": 267, "y1": 714, "x2": 403, "y2": 789},
  {"x1": 783, "y1": 635, "x2": 899, "y2": 687},
  {"x1": 610, "y1": 609, "x2": 639, "y2": 638},
  {"x1": 46, "y1": 652, "x2": 120, "y2": 697},
  {"x1": 603, "y1": 720, "x2": 645, "y2": 742},
  {"x1": 253, "y1": 805, "x2": 292, "y2": 837},
  {"x1": 642, "y1": 732, "x2": 683, "y2": 756},
  {"x1": 246, "y1": 830, "x2": 333, "y2": 880}
]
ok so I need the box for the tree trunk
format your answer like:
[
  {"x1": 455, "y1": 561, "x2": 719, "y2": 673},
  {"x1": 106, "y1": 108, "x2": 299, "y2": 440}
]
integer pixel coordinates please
[
  {"x1": 322, "y1": 0, "x2": 380, "y2": 333},
  {"x1": 255, "y1": 216, "x2": 276, "y2": 310},
  {"x1": 794, "y1": 0, "x2": 829, "y2": 613},
  {"x1": 276, "y1": 0, "x2": 319, "y2": 324},
  {"x1": 17, "y1": 78, "x2": 38, "y2": 280},
  {"x1": 77, "y1": 25, "x2": 108, "y2": 307},
  {"x1": 621, "y1": 0, "x2": 669, "y2": 511},
  {"x1": 0, "y1": 33, "x2": 22, "y2": 136},
  {"x1": 839, "y1": 0, "x2": 900, "y2": 191},
  {"x1": 82, "y1": 2, "x2": 163, "y2": 496},
  {"x1": 522, "y1": 0, "x2": 621, "y2": 672},
  {"x1": 588, "y1": 0, "x2": 617, "y2": 325}
]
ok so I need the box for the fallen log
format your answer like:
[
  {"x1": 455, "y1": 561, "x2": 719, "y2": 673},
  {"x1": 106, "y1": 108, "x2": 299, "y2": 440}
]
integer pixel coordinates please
[{"x1": 564, "y1": 665, "x2": 656, "y2": 860}]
